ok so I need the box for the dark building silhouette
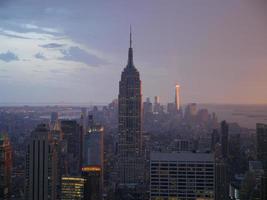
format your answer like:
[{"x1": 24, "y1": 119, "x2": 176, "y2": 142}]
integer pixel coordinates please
[
  {"x1": 118, "y1": 29, "x2": 143, "y2": 186},
  {"x1": 61, "y1": 120, "x2": 82, "y2": 176},
  {"x1": 257, "y1": 123, "x2": 267, "y2": 170},
  {"x1": 0, "y1": 133, "x2": 12, "y2": 200},
  {"x1": 143, "y1": 98, "x2": 152, "y2": 116},
  {"x1": 82, "y1": 166, "x2": 101, "y2": 200},
  {"x1": 215, "y1": 161, "x2": 229, "y2": 200},
  {"x1": 211, "y1": 129, "x2": 220, "y2": 152},
  {"x1": 24, "y1": 124, "x2": 61, "y2": 200},
  {"x1": 261, "y1": 175, "x2": 267, "y2": 200},
  {"x1": 221, "y1": 120, "x2": 229, "y2": 160},
  {"x1": 256, "y1": 123, "x2": 267, "y2": 200}
]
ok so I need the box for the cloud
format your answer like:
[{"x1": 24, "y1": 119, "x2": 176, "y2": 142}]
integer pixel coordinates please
[
  {"x1": 0, "y1": 75, "x2": 10, "y2": 79},
  {"x1": 34, "y1": 52, "x2": 46, "y2": 60},
  {"x1": 0, "y1": 51, "x2": 19, "y2": 62},
  {"x1": 21, "y1": 23, "x2": 60, "y2": 34},
  {"x1": 40, "y1": 43, "x2": 65, "y2": 48},
  {"x1": 60, "y1": 46, "x2": 106, "y2": 66}
]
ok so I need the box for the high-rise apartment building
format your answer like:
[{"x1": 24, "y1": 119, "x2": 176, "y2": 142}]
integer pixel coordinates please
[
  {"x1": 24, "y1": 124, "x2": 61, "y2": 200},
  {"x1": 150, "y1": 152, "x2": 215, "y2": 200},
  {"x1": 118, "y1": 29, "x2": 143, "y2": 186},
  {"x1": 0, "y1": 133, "x2": 12, "y2": 200}
]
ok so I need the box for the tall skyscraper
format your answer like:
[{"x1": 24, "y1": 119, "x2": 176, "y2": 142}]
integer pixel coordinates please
[
  {"x1": 118, "y1": 29, "x2": 143, "y2": 186},
  {"x1": 143, "y1": 97, "x2": 152, "y2": 116},
  {"x1": 61, "y1": 120, "x2": 82, "y2": 175},
  {"x1": 215, "y1": 161, "x2": 229, "y2": 200},
  {"x1": 82, "y1": 117, "x2": 104, "y2": 200},
  {"x1": 211, "y1": 129, "x2": 220, "y2": 152},
  {"x1": 256, "y1": 123, "x2": 267, "y2": 200},
  {"x1": 221, "y1": 121, "x2": 229, "y2": 160},
  {"x1": 153, "y1": 96, "x2": 161, "y2": 113},
  {"x1": 184, "y1": 103, "x2": 197, "y2": 121},
  {"x1": 257, "y1": 123, "x2": 267, "y2": 170},
  {"x1": 24, "y1": 124, "x2": 61, "y2": 200},
  {"x1": 81, "y1": 108, "x2": 88, "y2": 135},
  {"x1": 50, "y1": 112, "x2": 59, "y2": 124},
  {"x1": 0, "y1": 133, "x2": 12, "y2": 200},
  {"x1": 50, "y1": 112, "x2": 60, "y2": 131},
  {"x1": 175, "y1": 84, "x2": 180, "y2": 111}
]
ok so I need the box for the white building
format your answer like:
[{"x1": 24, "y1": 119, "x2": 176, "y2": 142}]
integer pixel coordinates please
[{"x1": 150, "y1": 152, "x2": 215, "y2": 200}]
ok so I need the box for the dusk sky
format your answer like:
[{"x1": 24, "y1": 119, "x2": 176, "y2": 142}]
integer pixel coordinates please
[{"x1": 0, "y1": 0, "x2": 267, "y2": 105}]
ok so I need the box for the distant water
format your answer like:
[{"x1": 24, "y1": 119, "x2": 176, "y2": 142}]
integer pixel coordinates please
[{"x1": 199, "y1": 104, "x2": 267, "y2": 129}]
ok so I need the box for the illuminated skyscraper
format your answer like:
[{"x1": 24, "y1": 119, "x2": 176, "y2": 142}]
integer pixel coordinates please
[
  {"x1": 118, "y1": 29, "x2": 143, "y2": 186},
  {"x1": 175, "y1": 84, "x2": 180, "y2": 111},
  {"x1": 0, "y1": 133, "x2": 12, "y2": 200}
]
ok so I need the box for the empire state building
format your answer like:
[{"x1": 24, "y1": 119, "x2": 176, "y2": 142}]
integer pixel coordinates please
[{"x1": 118, "y1": 29, "x2": 143, "y2": 186}]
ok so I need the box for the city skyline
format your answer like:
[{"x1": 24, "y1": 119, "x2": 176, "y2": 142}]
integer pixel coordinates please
[
  {"x1": 0, "y1": 0, "x2": 267, "y2": 105},
  {"x1": 1, "y1": 1, "x2": 267, "y2": 200}
]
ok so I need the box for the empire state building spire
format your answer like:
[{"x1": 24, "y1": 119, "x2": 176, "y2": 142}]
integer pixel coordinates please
[{"x1": 127, "y1": 26, "x2": 134, "y2": 67}]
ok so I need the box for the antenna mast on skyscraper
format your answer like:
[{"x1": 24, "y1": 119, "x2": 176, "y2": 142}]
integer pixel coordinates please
[{"x1": 130, "y1": 25, "x2": 132, "y2": 48}]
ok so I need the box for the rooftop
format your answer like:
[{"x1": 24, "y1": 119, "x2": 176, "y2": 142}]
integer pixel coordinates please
[{"x1": 151, "y1": 152, "x2": 214, "y2": 162}]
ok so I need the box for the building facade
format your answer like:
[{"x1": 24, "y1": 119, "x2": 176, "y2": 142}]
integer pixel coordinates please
[
  {"x1": 221, "y1": 121, "x2": 229, "y2": 160},
  {"x1": 82, "y1": 118, "x2": 104, "y2": 200},
  {"x1": 118, "y1": 30, "x2": 143, "y2": 186},
  {"x1": 61, "y1": 176, "x2": 85, "y2": 200},
  {"x1": 150, "y1": 152, "x2": 215, "y2": 200},
  {"x1": 256, "y1": 123, "x2": 267, "y2": 200},
  {"x1": 24, "y1": 124, "x2": 61, "y2": 200},
  {"x1": 0, "y1": 133, "x2": 12, "y2": 200},
  {"x1": 61, "y1": 120, "x2": 82, "y2": 176},
  {"x1": 256, "y1": 123, "x2": 267, "y2": 170}
]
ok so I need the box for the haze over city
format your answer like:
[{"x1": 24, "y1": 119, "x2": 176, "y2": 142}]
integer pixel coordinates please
[{"x1": 0, "y1": 0, "x2": 267, "y2": 105}]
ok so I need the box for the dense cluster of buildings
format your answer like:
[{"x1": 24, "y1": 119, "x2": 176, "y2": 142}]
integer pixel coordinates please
[{"x1": 0, "y1": 33, "x2": 267, "y2": 200}]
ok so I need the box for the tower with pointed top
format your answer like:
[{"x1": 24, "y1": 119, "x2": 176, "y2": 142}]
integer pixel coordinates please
[{"x1": 118, "y1": 29, "x2": 143, "y2": 186}]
